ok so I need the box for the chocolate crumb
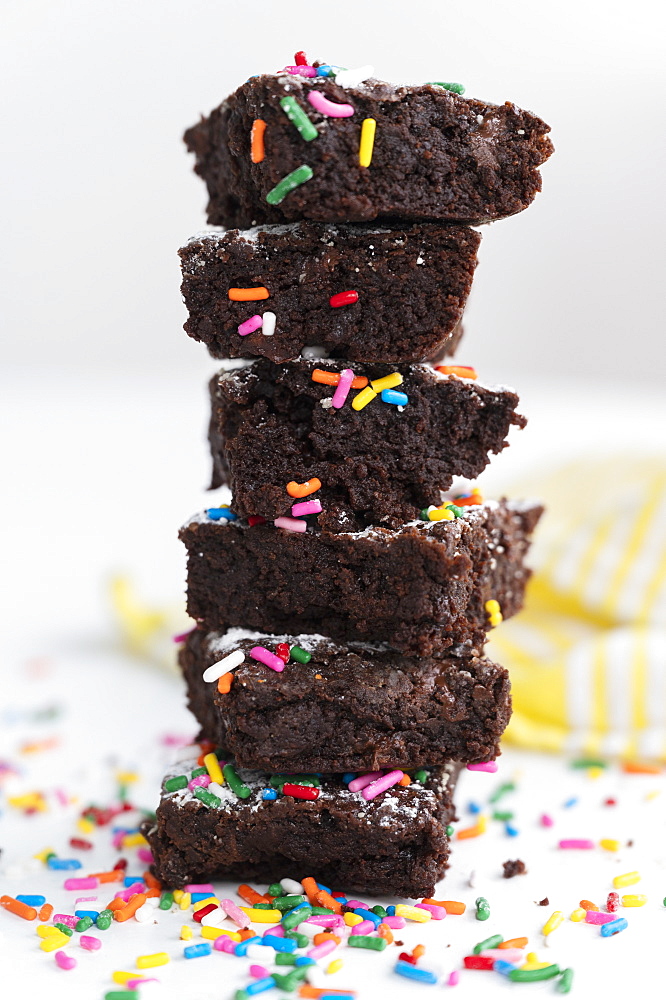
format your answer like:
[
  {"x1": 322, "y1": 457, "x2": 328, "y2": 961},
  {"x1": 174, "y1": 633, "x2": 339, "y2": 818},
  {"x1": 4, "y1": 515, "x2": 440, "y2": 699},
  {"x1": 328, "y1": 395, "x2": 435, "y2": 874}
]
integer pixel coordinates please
[
  {"x1": 503, "y1": 859, "x2": 527, "y2": 878},
  {"x1": 537, "y1": 896, "x2": 549, "y2": 906}
]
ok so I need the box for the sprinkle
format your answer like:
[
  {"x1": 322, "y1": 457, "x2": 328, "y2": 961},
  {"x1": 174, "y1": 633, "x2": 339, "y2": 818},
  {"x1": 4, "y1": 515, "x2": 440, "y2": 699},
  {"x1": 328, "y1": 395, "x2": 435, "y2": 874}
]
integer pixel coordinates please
[
  {"x1": 541, "y1": 813, "x2": 554, "y2": 827},
  {"x1": 307, "y1": 90, "x2": 355, "y2": 118},
  {"x1": 184, "y1": 942, "x2": 212, "y2": 959},
  {"x1": 280, "y1": 96, "x2": 318, "y2": 141},
  {"x1": 136, "y1": 952, "x2": 170, "y2": 968},
  {"x1": 294, "y1": 51, "x2": 308, "y2": 65},
  {"x1": 558, "y1": 969, "x2": 574, "y2": 994},
  {"x1": 475, "y1": 897, "x2": 490, "y2": 921},
  {"x1": 348, "y1": 771, "x2": 383, "y2": 792},
  {"x1": 381, "y1": 389, "x2": 408, "y2": 406},
  {"x1": 370, "y1": 372, "x2": 402, "y2": 392},
  {"x1": 251, "y1": 119, "x2": 266, "y2": 163},
  {"x1": 427, "y1": 81, "x2": 466, "y2": 94},
  {"x1": 266, "y1": 165, "x2": 314, "y2": 205},
  {"x1": 55, "y1": 951, "x2": 77, "y2": 970},
  {"x1": 291, "y1": 499, "x2": 322, "y2": 517},
  {"x1": 473, "y1": 934, "x2": 503, "y2": 954},
  {"x1": 223, "y1": 764, "x2": 252, "y2": 799},
  {"x1": 600, "y1": 917, "x2": 628, "y2": 937},
  {"x1": 543, "y1": 911, "x2": 564, "y2": 935},
  {"x1": 558, "y1": 839, "x2": 594, "y2": 849},
  {"x1": 40, "y1": 931, "x2": 70, "y2": 952},
  {"x1": 415, "y1": 903, "x2": 445, "y2": 919},
  {"x1": 585, "y1": 911, "x2": 615, "y2": 925},
  {"x1": 622, "y1": 760, "x2": 661, "y2": 774},
  {"x1": 347, "y1": 935, "x2": 387, "y2": 951},
  {"x1": 64, "y1": 876, "x2": 98, "y2": 890},
  {"x1": 290, "y1": 646, "x2": 312, "y2": 664},
  {"x1": 335, "y1": 64, "x2": 374, "y2": 87},
  {"x1": 238, "y1": 315, "x2": 264, "y2": 337},
  {"x1": 422, "y1": 898, "x2": 465, "y2": 914},
  {"x1": 228, "y1": 287, "x2": 270, "y2": 302},
  {"x1": 395, "y1": 961, "x2": 438, "y2": 983},
  {"x1": 600, "y1": 838, "x2": 621, "y2": 852},
  {"x1": 15, "y1": 894, "x2": 46, "y2": 906},
  {"x1": 0, "y1": 895, "x2": 37, "y2": 920},
  {"x1": 457, "y1": 817, "x2": 487, "y2": 839},
  {"x1": 240, "y1": 907, "x2": 283, "y2": 923},
  {"x1": 613, "y1": 871, "x2": 640, "y2": 888},
  {"x1": 464, "y1": 955, "x2": 494, "y2": 970},
  {"x1": 203, "y1": 649, "x2": 245, "y2": 682},
  {"x1": 80, "y1": 935, "x2": 101, "y2": 950},
  {"x1": 394, "y1": 904, "x2": 430, "y2": 923},
  {"x1": 435, "y1": 364, "x2": 477, "y2": 379},
  {"x1": 286, "y1": 478, "x2": 322, "y2": 498},
  {"x1": 351, "y1": 386, "x2": 377, "y2": 411},
  {"x1": 203, "y1": 752, "x2": 224, "y2": 785},
  {"x1": 358, "y1": 117, "x2": 377, "y2": 167},
  {"x1": 570, "y1": 908, "x2": 586, "y2": 921},
  {"x1": 250, "y1": 646, "x2": 286, "y2": 672},
  {"x1": 499, "y1": 937, "x2": 528, "y2": 949},
  {"x1": 274, "y1": 516, "x2": 307, "y2": 532},
  {"x1": 312, "y1": 370, "x2": 368, "y2": 389},
  {"x1": 622, "y1": 894, "x2": 647, "y2": 906},
  {"x1": 206, "y1": 505, "x2": 237, "y2": 521},
  {"x1": 467, "y1": 761, "x2": 498, "y2": 773},
  {"x1": 362, "y1": 770, "x2": 405, "y2": 801},
  {"x1": 283, "y1": 64, "x2": 317, "y2": 78},
  {"x1": 579, "y1": 899, "x2": 598, "y2": 911},
  {"x1": 329, "y1": 291, "x2": 359, "y2": 309},
  {"x1": 509, "y1": 965, "x2": 560, "y2": 982},
  {"x1": 448, "y1": 971, "x2": 460, "y2": 986},
  {"x1": 193, "y1": 787, "x2": 221, "y2": 809},
  {"x1": 283, "y1": 783, "x2": 320, "y2": 801},
  {"x1": 332, "y1": 368, "x2": 355, "y2": 408}
]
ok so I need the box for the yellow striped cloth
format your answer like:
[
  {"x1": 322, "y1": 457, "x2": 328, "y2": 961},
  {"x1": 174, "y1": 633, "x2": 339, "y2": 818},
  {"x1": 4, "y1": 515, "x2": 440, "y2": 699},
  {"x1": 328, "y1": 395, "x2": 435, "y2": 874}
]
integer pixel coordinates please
[{"x1": 488, "y1": 456, "x2": 666, "y2": 759}]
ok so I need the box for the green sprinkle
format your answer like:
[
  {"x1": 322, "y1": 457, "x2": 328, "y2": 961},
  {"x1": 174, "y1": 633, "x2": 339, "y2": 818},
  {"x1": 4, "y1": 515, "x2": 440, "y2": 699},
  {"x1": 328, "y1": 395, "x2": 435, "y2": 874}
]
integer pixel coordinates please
[
  {"x1": 427, "y1": 81, "x2": 465, "y2": 94},
  {"x1": 290, "y1": 645, "x2": 312, "y2": 664},
  {"x1": 269, "y1": 774, "x2": 320, "y2": 788},
  {"x1": 234, "y1": 991, "x2": 249, "y2": 1000},
  {"x1": 475, "y1": 897, "x2": 490, "y2": 921},
  {"x1": 413, "y1": 769, "x2": 429, "y2": 784},
  {"x1": 274, "y1": 894, "x2": 307, "y2": 911},
  {"x1": 282, "y1": 905, "x2": 312, "y2": 929},
  {"x1": 311, "y1": 906, "x2": 334, "y2": 915},
  {"x1": 445, "y1": 503, "x2": 465, "y2": 517},
  {"x1": 279, "y1": 96, "x2": 318, "y2": 142},
  {"x1": 284, "y1": 929, "x2": 309, "y2": 948},
  {"x1": 190, "y1": 766, "x2": 207, "y2": 778},
  {"x1": 489, "y1": 781, "x2": 515, "y2": 804},
  {"x1": 446, "y1": 825, "x2": 454, "y2": 837},
  {"x1": 557, "y1": 968, "x2": 574, "y2": 993},
  {"x1": 105, "y1": 994, "x2": 138, "y2": 1000},
  {"x1": 159, "y1": 891, "x2": 174, "y2": 910},
  {"x1": 492, "y1": 810, "x2": 514, "y2": 821},
  {"x1": 266, "y1": 165, "x2": 314, "y2": 206},
  {"x1": 253, "y1": 902, "x2": 273, "y2": 910},
  {"x1": 54, "y1": 922, "x2": 74, "y2": 936},
  {"x1": 193, "y1": 786, "x2": 221, "y2": 808},
  {"x1": 275, "y1": 952, "x2": 298, "y2": 966},
  {"x1": 348, "y1": 935, "x2": 387, "y2": 951},
  {"x1": 96, "y1": 914, "x2": 112, "y2": 930},
  {"x1": 268, "y1": 882, "x2": 284, "y2": 897},
  {"x1": 223, "y1": 764, "x2": 251, "y2": 799},
  {"x1": 571, "y1": 758, "x2": 607, "y2": 769},
  {"x1": 75, "y1": 916, "x2": 93, "y2": 932},
  {"x1": 473, "y1": 933, "x2": 503, "y2": 954},
  {"x1": 371, "y1": 905, "x2": 387, "y2": 918},
  {"x1": 509, "y1": 964, "x2": 560, "y2": 983},
  {"x1": 419, "y1": 508, "x2": 431, "y2": 520}
]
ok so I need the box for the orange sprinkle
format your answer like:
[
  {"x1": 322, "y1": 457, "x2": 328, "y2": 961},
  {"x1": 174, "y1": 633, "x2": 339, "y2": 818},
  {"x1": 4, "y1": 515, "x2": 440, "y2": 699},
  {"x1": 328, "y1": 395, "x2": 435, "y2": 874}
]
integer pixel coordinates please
[
  {"x1": 412, "y1": 944, "x2": 426, "y2": 958},
  {"x1": 499, "y1": 937, "x2": 528, "y2": 949},
  {"x1": 89, "y1": 869, "x2": 124, "y2": 883},
  {"x1": 0, "y1": 895, "x2": 37, "y2": 920},
  {"x1": 228, "y1": 286, "x2": 270, "y2": 302},
  {"x1": 145, "y1": 888, "x2": 161, "y2": 899},
  {"x1": 114, "y1": 893, "x2": 147, "y2": 922},
  {"x1": 435, "y1": 365, "x2": 478, "y2": 380},
  {"x1": 457, "y1": 819, "x2": 486, "y2": 840},
  {"x1": 237, "y1": 927, "x2": 255, "y2": 941},
  {"x1": 314, "y1": 889, "x2": 342, "y2": 914},
  {"x1": 301, "y1": 877, "x2": 320, "y2": 905},
  {"x1": 313, "y1": 931, "x2": 341, "y2": 946},
  {"x1": 143, "y1": 871, "x2": 162, "y2": 891},
  {"x1": 38, "y1": 902, "x2": 53, "y2": 922},
  {"x1": 311, "y1": 369, "x2": 369, "y2": 389},
  {"x1": 377, "y1": 922, "x2": 394, "y2": 944},
  {"x1": 106, "y1": 896, "x2": 126, "y2": 911},
  {"x1": 622, "y1": 760, "x2": 662, "y2": 775},
  {"x1": 422, "y1": 898, "x2": 466, "y2": 914},
  {"x1": 218, "y1": 673, "x2": 234, "y2": 695},
  {"x1": 251, "y1": 119, "x2": 267, "y2": 163},
  {"x1": 286, "y1": 479, "x2": 322, "y2": 499},
  {"x1": 579, "y1": 899, "x2": 599, "y2": 911},
  {"x1": 238, "y1": 884, "x2": 271, "y2": 906},
  {"x1": 398, "y1": 774, "x2": 411, "y2": 786}
]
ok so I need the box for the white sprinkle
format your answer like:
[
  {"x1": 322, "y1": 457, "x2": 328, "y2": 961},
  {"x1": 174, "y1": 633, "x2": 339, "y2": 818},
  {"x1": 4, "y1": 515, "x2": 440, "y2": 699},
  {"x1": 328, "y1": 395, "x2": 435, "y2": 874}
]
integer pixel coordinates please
[
  {"x1": 468, "y1": 870, "x2": 477, "y2": 888},
  {"x1": 477, "y1": 114, "x2": 484, "y2": 124},
  {"x1": 517, "y1": 129, "x2": 525, "y2": 135},
  {"x1": 334, "y1": 64, "x2": 374, "y2": 88},
  {"x1": 202, "y1": 649, "x2": 245, "y2": 682},
  {"x1": 280, "y1": 877, "x2": 304, "y2": 894},
  {"x1": 262, "y1": 311, "x2": 276, "y2": 336}
]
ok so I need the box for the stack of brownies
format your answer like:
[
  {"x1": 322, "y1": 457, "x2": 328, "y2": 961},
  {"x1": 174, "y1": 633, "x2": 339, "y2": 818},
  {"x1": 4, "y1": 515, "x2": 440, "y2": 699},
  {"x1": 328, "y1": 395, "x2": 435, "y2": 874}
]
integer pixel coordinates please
[{"x1": 146, "y1": 55, "x2": 552, "y2": 899}]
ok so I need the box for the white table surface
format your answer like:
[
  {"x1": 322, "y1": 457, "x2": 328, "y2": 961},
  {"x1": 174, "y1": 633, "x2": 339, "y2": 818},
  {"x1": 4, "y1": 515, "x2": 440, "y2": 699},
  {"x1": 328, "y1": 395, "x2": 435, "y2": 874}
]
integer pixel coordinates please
[{"x1": 2, "y1": 368, "x2": 665, "y2": 997}]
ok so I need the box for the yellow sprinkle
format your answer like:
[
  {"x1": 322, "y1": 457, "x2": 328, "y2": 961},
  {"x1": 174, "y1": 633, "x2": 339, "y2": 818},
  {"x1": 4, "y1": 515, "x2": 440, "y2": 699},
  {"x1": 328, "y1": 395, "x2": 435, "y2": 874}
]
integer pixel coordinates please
[
  {"x1": 136, "y1": 952, "x2": 170, "y2": 969},
  {"x1": 122, "y1": 832, "x2": 148, "y2": 848},
  {"x1": 525, "y1": 952, "x2": 539, "y2": 963},
  {"x1": 40, "y1": 932, "x2": 70, "y2": 952},
  {"x1": 239, "y1": 906, "x2": 282, "y2": 923},
  {"x1": 646, "y1": 789, "x2": 661, "y2": 801},
  {"x1": 113, "y1": 972, "x2": 144, "y2": 985},
  {"x1": 193, "y1": 896, "x2": 219, "y2": 912},
  {"x1": 429, "y1": 508, "x2": 455, "y2": 521},
  {"x1": 622, "y1": 894, "x2": 647, "y2": 906},
  {"x1": 599, "y1": 838, "x2": 621, "y2": 852},
  {"x1": 172, "y1": 890, "x2": 184, "y2": 902},
  {"x1": 358, "y1": 117, "x2": 376, "y2": 167},
  {"x1": 201, "y1": 926, "x2": 241, "y2": 941},
  {"x1": 115, "y1": 770, "x2": 139, "y2": 784},
  {"x1": 36, "y1": 925, "x2": 61, "y2": 937},
  {"x1": 522, "y1": 960, "x2": 552, "y2": 970},
  {"x1": 76, "y1": 817, "x2": 95, "y2": 835},
  {"x1": 179, "y1": 892, "x2": 191, "y2": 911},
  {"x1": 180, "y1": 925, "x2": 193, "y2": 939},
  {"x1": 394, "y1": 904, "x2": 431, "y2": 923},
  {"x1": 203, "y1": 752, "x2": 224, "y2": 785},
  {"x1": 489, "y1": 613, "x2": 503, "y2": 627},
  {"x1": 587, "y1": 766, "x2": 604, "y2": 780},
  {"x1": 34, "y1": 847, "x2": 55, "y2": 862},
  {"x1": 543, "y1": 911, "x2": 564, "y2": 936},
  {"x1": 570, "y1": 908, "x2": 586, "y2": 922},
  {"x1": 370, "y1": 372, "x2": 403, "y2": 393},
  {"x1": 344, "y1": 912, "x2": 363, "y2": 926},
  {"x1": 351, "y1": 386, "x2": 378, "y2": 411},
  {"x1": 485, "y1": 599, "x2": 501, "y2": 614},
  {"x1": 613, "y1": 871, "x2": 640, "y2": 889},
  {"x1": 9, "y1": 793, "x2": 46, "y2": 810},
  {"x1": 327, "y1": 959, "x2": 344, "y2": 974}
]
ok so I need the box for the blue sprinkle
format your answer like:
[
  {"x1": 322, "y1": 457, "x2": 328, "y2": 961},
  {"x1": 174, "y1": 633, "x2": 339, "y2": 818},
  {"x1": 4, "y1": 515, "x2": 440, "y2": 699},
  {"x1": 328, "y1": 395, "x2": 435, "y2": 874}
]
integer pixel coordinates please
[
  {"x1": 191, "y1": 892, "x2": 214, "y2": 902},
  {"x1": 262, "y1": 788, "x2": 278, "y2": 801},
  {"x1": 234, "y1": 935, "x2": 262, "y2": 956},
  {"x1": 505, "y1": 823, "x2": 519, "y2": 837},
  {"x1": 263, "y1": 934, "x2": 297, "y2": 953},
  {"x1": 381, "y1": 389, "x2": 409, "y2": 406},
  {"x1": 315, "y1": 882, "x2": 331, "y2": 893},
  {"x1": 246, "y1": 978, "x2": 277, "y2": 996},
  {"x1": 206, "y1": 506, "x2": 237, "y2": 521},
  {"x1": 335, "y1": 896, "x2": 348, "y2": 905},
  {"x1": 47, "y1": 858, "x2": 82, "y2": 870},
  {"x1": 294, "y1": 956, "x2": 316, "y2": 966},
  {"x1": 316, "y1": 65, "x2": 334, "y2": 76},
  {"x1": 288, "y1": 901, "x2": 310, "y2": 912},
  {"x1": 468, "y1": 800, "x2": 481, "y2": 814},
  {"x1": 600, "y1": 917, "x2": 628, "y2": 937},
  {"x1": 75, "y1": 910, "x2": 99, "y2": 920},
  {"x1": 16, "y1": 895, "x2": 46, "y2": 906},
  {"x1": 394, "y1": 960, "x2": 438, "y2": 984},
  {"x1": 494, "y1": 960, "x2": 518, "y2": 976},
  {"x1": 564, "y1": 797, "x2": 578, "y2": 808},
  {"x1": 123, "y1": 876, "x2": 144, "y2": 887},
  {"x1": 184, "y1": 942, "x2": 212, "y2": 958},
  {"x1": 354, "y1": 907, "x2": 380, "y2": 927},
  {"x1": 342, "y1": 773, "x2": 356, "y2": 784},
  {"x1": 386, "y1": 905, "x2": 396, "y2": 916}
]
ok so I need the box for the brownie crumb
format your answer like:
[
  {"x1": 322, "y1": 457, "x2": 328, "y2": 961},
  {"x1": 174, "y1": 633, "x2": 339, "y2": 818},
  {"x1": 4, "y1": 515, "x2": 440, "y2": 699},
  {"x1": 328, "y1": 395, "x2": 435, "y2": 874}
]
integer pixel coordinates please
[
  {"x1": 503, "y1": 859, "x2": 527, "y2": 878},
  {"x1": 536, "y1": 896, "x2": 549, "y2": 906}
]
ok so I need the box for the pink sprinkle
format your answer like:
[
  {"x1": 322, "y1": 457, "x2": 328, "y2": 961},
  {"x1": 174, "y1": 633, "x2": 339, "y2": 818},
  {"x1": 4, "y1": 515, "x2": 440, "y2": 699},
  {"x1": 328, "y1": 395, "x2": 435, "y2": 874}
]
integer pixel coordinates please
[
  {"x1": 351, "y1": 920, "x2": 374, "y2": 935},
  {"x1": 138, "y1": 848, "x2": 153, "y2": 864},
  {"x1": 64, "y1": 876, "x2": 98, "y2": 891},
  {"x1": 308, "y1": 939, "x2": 339, "y2": 958},
  {"x1": 112, "y1": 831, "x2": 125, "y2": 849},
  {"x1": 127, "y1": 978, "x2": 159, "y2": 988},
  {"x1": 305, "y1": 915, "x2": 342, "y2": 928},
  {"x1": 585, "y1": 911, "x2": 616, "y2": 925},
  {"x1": 80, "y1": 935, "x2": 102, "y2": 951},
  {"x1": 307, "y1": 90, "x2": 355, "y2": 118},
  {"x1": 332, "y1": 368, "x2": 355, "y2": 409},
  {"x1": 559, "y1": 839, "x2": 595, "y2": 849},
  {"x1": 52, "y1": 914, "x2": 77, "y2": 928},
  {"x1": 186, "y1": 883, "x2": 215, "y2": 893},
  {"x1": 188, "y1": 774, "x2": 211, "y2": 789},
  {"x1": 481, "y1": 948, "x2": 523, "y2": 963},
  {"x1": 250, "y1": 646, "x2": 286, "y2": 673},
  {"x1": 415, "y1": 903, "x2": 446, "y2": 920},
  {"x1": 467, "y1": 761, "x2": 498, "y2": 773},
  {"x1": 362, "y1": 769, "x2": 405, "y2": 801},
  {"x1": 448, "y1": 970, "x2": 460, "y2": 986},
  {"x1": 238, "y1": 314, "x2": 264, "y2": 337},
  {"x1": 345, "y1": 899, "x2": 369, "y2": 910},
  {"x1": 250, "y1": 965, "x2": 271, "y2": 978},
  {"x1": 222, "y1": 898, "x2": 250, "y2": 928},
  {"x1": 75, "y1": 896, "x2": 98, "y2": 907},
  {"x1": 382, "y1": 915, "x2": 406, "y2": 929},
  {"x1": 55, "y1": 951, "x2": 77, "y2": 970},
  {"x1": 173, "y1": 628, "x2": 196, "y2": 644},
  {"x1": 55, "y1": 788, "x2": 69, "y2": 806},
  {"x1": 114, "y1": 884, "x2": 144, "y2": 901},
  {"x1": 283, "y1": 65, "x2": 317, "y2": 77},
  {"x1": 274, "y1": 516, "x2": 307, "y2": 533},
  {"x1": 348, "y1": 773, "x2": 383, "y2": 793},
  {"x1": 291, "y1": 499, "x2": 322, "y2": 517},
  {"x1": 214, "y1": 936, "x2": 237, "y2": 953},
  {"x1": 264, "y1": 924, "x2": 285, "y2": 938},
  {"x1": 541, "y1": 813, "x2": 554, "y2": 827}
]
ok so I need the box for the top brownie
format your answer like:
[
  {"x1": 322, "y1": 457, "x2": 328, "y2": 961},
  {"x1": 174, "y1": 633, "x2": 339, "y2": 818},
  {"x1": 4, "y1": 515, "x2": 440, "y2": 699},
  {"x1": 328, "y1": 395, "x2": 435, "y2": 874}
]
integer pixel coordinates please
[{"x1": 184, "y1": 71, "x2": 552, "y2": 228}]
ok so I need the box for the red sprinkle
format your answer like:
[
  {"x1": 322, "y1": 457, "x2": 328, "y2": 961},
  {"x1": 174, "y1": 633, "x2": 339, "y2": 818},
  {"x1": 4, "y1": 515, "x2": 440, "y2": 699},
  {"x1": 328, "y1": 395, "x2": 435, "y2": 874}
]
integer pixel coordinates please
[
  {"x1": 605, "y1": 798, "x2": 617, "y2": 806},
  {"x1": 248, "y1": 515, "x2": 267, "y2": 527},
  {"x1": 398, "y1": 952, "x2": 417, "y2": 965},
  {"x1": 69, "y1": 838, "x2": 93, "y2": 851},
  {"x1": 294, "y1": 51, "x2": 308, "y2": 65},
  {"x1": 606, "y1": 892, "x2": 619, "y2": 913},
  {"x1": 276, "y1": 643, "x2": 290, "y2": 664},
  {"x1": 113, "y1": 859, "x2": 128, "y2": 870},
  {"x1": 464, "y1": 955, "x2": 495, "y2": 970},
  {"x1": 329, "y1": 291, "x2": 359, "y2": 308},
  {"x1": 282, "y1": 784, "x2": 320, "y2": 801},
  {"x1": 193, "y1": 903, "x2": 218, "y2": 923}
]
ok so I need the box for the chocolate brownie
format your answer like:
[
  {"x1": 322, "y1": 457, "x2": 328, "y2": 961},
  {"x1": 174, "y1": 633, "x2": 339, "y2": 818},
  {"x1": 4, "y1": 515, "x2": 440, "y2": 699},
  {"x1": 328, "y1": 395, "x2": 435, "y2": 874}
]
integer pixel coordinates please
[
  {"x1": 145, "y1": 745, "x2": 460, "y2": 896},
  {"x1": 180, "y1": 223, "x2": 480, "y2": 364},
  {"x1": 179, "y1": 499, "x2": 543, "y2": 655},
  {"x1": 184, "y1": 72, "x2": 552, "y2": 228},
  {"x1": 208, "y1": 360, "x2": 525, "y2": 529},
  {"x1": 180, "y1": 626, "x2": 512, "y2": 772}
]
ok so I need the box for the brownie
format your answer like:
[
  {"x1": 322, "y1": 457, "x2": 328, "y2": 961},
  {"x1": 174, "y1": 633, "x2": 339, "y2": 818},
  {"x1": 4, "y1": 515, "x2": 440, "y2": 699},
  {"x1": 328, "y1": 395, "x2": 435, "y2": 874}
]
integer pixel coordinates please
[
  {"x1": 184, "y1": 73, "x2": 552, "y2": 228},
  {"x1": 144, "y1": 745, "x2": 460, "y2": 897},
  {"x1": 180, "y1": 222, "x2": 480, "y2": 364},
  {"x1": 180, "y1": 626, "x2": 512, "y2": 772},
  {"x1": 208, "y1": 359, "x2": 526, "y2": 529},
  {"x1": 180, "y1": 499, "x2": 543, "y2": 655}
]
